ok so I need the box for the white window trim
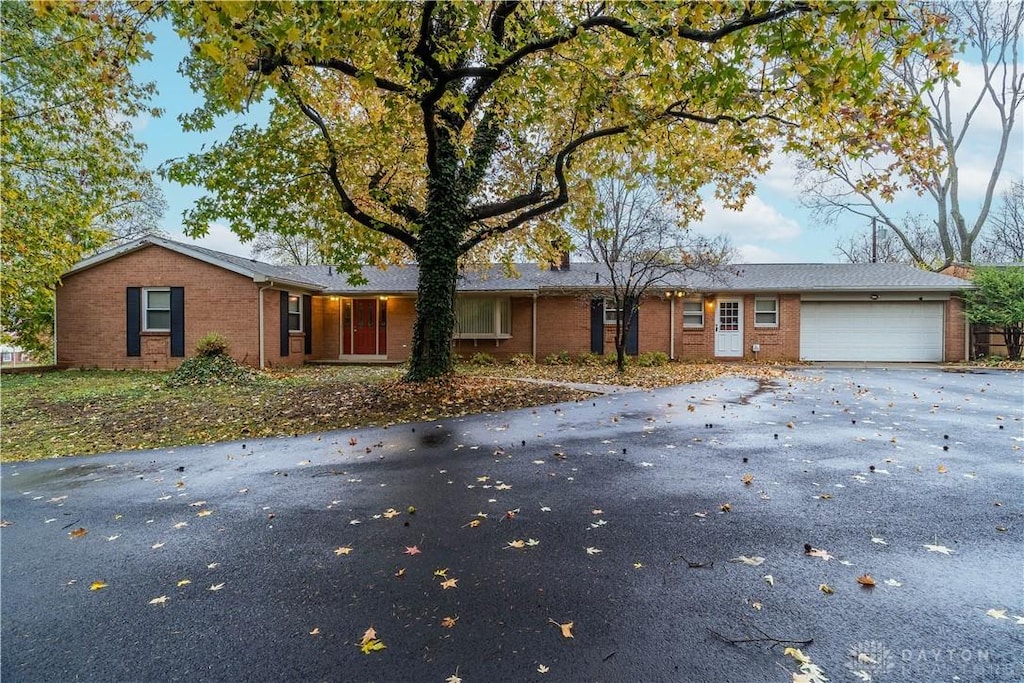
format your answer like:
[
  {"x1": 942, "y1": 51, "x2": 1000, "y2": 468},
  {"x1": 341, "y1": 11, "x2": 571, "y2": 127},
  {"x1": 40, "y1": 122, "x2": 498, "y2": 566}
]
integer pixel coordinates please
[
  {"x1": 682, "y1": 297, "x2": 704, "y2": 329},
  {"x1": 603, "y1": 298, "x2": 622, "y2": 326},
  {"x1": 754, "y1": 296, "x2": 779, "y2": 328},
  {"x1": 454, "y1": 296, "x2": 512, "y2": 340},
  {"x1": 288, "y1": 294, "x2": 303, "y2": 333},
  {"x1": 142, "y1": 287, "x2": 171, "y2": 332}
]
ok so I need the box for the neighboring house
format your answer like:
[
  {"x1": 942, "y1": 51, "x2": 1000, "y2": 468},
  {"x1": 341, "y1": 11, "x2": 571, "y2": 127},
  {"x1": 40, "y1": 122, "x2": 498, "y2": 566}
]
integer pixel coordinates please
[
  {"x1": 0, "y1": 345, "x2": 33, "y2": 367},
  {"x1": 942, "y1": 262, "x2": 1024, "y2": 359},
  {"x1": 55, "y1": 236, "x2": 972, "y2": 370}
]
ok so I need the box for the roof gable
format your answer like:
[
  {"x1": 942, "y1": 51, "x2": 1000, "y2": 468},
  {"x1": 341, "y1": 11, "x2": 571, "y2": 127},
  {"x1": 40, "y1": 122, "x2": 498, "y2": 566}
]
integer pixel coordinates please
[{"x1": 64, "y1": 236, "x2": 324, "y2": 290}]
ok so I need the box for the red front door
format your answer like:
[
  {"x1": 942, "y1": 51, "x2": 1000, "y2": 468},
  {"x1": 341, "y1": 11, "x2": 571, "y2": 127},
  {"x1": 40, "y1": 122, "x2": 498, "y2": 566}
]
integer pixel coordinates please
[{"x1": 352, "y1": 299, "x2": 378, "y2": 354}]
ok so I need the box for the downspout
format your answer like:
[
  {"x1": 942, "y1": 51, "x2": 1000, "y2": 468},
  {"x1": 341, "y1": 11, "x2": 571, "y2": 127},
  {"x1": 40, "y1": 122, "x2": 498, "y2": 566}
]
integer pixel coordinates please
[
  {"x1": 52, "y1": 287, "x2": 58, "y2": 367},
  {"x1": 532, "y1": 292, "x2": 537, "y2": 360},
  {"x1": 258, "y1": 282, "x2": 275, "y2": 369},
  {"x1": 669, "y1": 294, "x2": 675, "y2": 361}
]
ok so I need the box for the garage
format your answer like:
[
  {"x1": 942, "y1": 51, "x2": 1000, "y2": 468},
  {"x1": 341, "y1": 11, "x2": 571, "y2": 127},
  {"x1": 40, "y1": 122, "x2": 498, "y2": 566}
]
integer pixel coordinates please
[{"x1": 800, "y1": 301, "x2": 945, "y2": 361}]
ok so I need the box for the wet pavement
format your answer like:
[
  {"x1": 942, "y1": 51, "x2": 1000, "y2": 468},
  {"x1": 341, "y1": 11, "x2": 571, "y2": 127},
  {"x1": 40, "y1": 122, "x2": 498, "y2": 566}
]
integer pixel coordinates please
[{"x1": 1, "y1": 368, "x2": 1022, "y2": 683}]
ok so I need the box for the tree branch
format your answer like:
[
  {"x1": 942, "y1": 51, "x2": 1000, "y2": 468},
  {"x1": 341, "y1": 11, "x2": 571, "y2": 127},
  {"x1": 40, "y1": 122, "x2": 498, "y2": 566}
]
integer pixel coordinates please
[
  {"x1": 459, "y1": 123, "x2": 629, "y2": 253},
  {"x1": 280, "y1": 71, "x2": 417, "y2": 249}
]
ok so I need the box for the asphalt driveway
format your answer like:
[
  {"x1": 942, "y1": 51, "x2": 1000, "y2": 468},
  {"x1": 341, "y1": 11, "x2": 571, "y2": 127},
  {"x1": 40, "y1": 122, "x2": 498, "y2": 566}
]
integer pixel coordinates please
[{"x1": 2, "y1": 368, "x2": 1022, "y2": 683}]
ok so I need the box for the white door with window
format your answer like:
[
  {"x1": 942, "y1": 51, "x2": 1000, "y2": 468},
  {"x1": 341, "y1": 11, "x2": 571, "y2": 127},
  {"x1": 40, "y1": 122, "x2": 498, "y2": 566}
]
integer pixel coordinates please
[{"x1": 715, "y1": 299, "x2": 743, "y2": 357}]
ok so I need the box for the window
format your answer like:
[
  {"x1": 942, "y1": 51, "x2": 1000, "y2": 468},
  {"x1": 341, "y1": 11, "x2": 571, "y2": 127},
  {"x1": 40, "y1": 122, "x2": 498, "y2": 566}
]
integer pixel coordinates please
[
  {"x1": 1, "y1": 351, "x2": 12, "y2": 363},
  {"x1": 143, "y1": 288, "x2": 171, "y2": 331},
  {"x1": 455, "y1": 297, "x2": 511, "y2": 338},
  {"x1": 604, "y1": 298, "x2": 622, "y2": 325},
  {"x1": 754, "y1": 297, "x2": 778, "y2": 327},
  {"x1": 682, "y1": 297, "x2": 704, "y2": 328},
  {"x1": 288, "y1": 295, "x2": 302, "y2": 332}
]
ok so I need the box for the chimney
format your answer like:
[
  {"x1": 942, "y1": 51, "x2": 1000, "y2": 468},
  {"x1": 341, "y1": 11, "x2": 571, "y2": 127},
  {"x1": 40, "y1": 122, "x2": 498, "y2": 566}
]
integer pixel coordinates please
[{"x1": 560, "y1": 250, "x2": 570, "y2": 271}]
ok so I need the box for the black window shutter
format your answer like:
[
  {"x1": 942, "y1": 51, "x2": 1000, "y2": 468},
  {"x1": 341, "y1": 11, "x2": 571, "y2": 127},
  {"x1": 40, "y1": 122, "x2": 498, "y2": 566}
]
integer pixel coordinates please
[
  {"x1": 590, "y1": 298, "x2": 604, "y2": 354},
  {"x1": 625, "y1": 298, "x2": 639, "y2": 355},
  {"x1": 126, "y1": 287, "x2": 141, "y2": 357},
  {"x1": 302, "y1": 294, "x2": 312, "y2": 355},
  {"x1": 280, "y1": 290, "x2": 290, "y2": 356},
  {"x1": 170, "y1": 287, "x2": 185, "y2": 357}
]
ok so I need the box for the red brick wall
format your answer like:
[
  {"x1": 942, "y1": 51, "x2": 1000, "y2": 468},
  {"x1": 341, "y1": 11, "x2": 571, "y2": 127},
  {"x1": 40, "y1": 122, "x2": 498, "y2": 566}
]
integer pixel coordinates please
[
  {"x1": 56, "y1": 245, "x2": 316, "y2": 370},
  {"x1": 676, "y1": 293, "x2": 800, "y2": 361},
  {"x1": 945, "y1": 297, "x2": 967, "y2": 361},
  {"x1": 57, "y1": 246, "x2": 264, "y2": 370},
  {"x1": 312, "y1": 296, "x2": 341, "y2": 360},
  {"x1": 535, "y1": 295, "x2": 591, "y2": 359},
  {"x1": 386, "y1": 297, "x2": 416, "y2": 360}
]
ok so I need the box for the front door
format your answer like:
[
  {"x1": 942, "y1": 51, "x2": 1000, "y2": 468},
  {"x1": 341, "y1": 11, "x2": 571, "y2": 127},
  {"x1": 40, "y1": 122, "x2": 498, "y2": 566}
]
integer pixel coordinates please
[
  {"x1": 715, "y1": 298, "x2": 743, "y2": 357},
  {"x1": 352, "y1": 299, "x2": 378, "y2": 355}
]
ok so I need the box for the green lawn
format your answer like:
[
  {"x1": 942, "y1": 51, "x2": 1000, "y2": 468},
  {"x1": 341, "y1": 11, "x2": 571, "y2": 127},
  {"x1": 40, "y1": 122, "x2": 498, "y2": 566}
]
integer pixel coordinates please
[{"x1": 0, "y1": 366, "x2": 593, "y2": 461}]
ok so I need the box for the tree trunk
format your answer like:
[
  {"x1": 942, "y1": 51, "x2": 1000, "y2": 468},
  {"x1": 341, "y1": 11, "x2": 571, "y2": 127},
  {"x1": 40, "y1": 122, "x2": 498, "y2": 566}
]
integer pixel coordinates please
[
  {"x1": 405, "y1": 135, "x2": 465, "y2": 382},
  {"x1": 1004, "y1": 325, "x2": 1022, "y2": 361},
  {"x1": 406, "y1": 239, "x2": 459, "y2": 381}
]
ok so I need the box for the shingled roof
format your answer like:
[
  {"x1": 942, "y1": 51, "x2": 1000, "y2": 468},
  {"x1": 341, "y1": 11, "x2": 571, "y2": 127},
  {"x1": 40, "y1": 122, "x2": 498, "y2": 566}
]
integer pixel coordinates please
[{"x1": 66, "y1": 237, "x2": 972, "y2": 294}]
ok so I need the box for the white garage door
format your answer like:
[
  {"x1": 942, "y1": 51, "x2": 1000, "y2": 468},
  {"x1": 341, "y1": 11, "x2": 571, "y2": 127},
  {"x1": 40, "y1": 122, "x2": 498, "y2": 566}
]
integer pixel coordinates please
[{"x1": 800, "y1": 301, "x2": 944, "y2": 361}]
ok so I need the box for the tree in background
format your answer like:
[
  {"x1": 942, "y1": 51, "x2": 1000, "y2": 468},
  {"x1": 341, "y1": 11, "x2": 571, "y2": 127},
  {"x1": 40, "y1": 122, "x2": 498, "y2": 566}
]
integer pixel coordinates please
[
  {"x1": 800, "y1": 0, "x2": 1023, "y2": 269},
  {"x1": 250, "y1": 232, "x2": 325, "y2": 266},
  {"x1": 570, "y1": 171, "x2": 730, "y2": 371},
  {"x1": 163, "y1": 1, "x2": 949, "y2": 380},
  {"x1": 1, "y1": 0, "x2": 163, "y2": 359},
  {"x1": 963, "y1": 266, "x2": 1024, "y2": 360},
  {"x1": 980, "y1": 180, "x2": 1024, "y2": 262}
]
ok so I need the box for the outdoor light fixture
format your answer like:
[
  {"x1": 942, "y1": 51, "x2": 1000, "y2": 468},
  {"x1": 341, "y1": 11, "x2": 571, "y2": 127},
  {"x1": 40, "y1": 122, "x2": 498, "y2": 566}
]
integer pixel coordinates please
[{"x1": 870, "y1": 294, "x2": 879, "y2": 300}]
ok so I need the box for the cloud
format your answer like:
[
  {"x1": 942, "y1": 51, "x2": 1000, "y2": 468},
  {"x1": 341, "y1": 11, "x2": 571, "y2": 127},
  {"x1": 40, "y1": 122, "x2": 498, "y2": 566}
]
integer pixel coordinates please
[
  {"x1": 165, "y1": 222, "x2": 252, "y2": 258},
  {"x1": 693, "y1": 195, "x2": 802, "y2": 241},
  {"x1": 732, "y1": 244, "x2": 804, "y2": 264}
]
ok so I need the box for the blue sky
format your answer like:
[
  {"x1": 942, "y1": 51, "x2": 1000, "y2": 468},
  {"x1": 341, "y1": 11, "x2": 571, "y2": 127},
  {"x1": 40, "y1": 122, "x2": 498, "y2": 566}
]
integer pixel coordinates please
[{"x1": 134, "y1": 20, "x2": 1023, "y2": 264}]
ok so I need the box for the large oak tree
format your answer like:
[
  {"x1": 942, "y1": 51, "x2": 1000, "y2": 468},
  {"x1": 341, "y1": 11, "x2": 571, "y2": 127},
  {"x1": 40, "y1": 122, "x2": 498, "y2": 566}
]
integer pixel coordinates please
[{"x1": 163, "y1": 1, "x2": 947, "y2": 380}]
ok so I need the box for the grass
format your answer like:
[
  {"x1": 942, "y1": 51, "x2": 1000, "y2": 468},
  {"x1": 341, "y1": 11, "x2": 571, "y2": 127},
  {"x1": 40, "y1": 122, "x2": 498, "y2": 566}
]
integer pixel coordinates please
[
  {"x1": 1, "y1": 366, "x2": 601, "y2": 461},
  {"x1": 0, "y1": 361, "x2": 776, "y2": 462}
]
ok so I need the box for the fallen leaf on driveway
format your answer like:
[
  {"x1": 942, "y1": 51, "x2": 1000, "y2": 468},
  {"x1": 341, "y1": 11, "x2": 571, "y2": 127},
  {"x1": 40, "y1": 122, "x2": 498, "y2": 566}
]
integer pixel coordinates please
[
  {"x1": 729, "y1": 555, "x2": 765, "y2": 566},
  {"x1": 89, "y1": 581, "x2": 108, "y2": 591},
  {"x1": 884, "y1": 579, "x2": 902, "y2": 587},
  {"x1": 538, "y1": 664, "x2": 550, "y2": 673},
  {"x1": 819, "y1": 583, "x2": 835, "y2": 594},
  {"x1": 549, "y1": 619, "x2": 574, "y2": 639},
  {"x1": 440, "y1": 577, "x2": 458, "y2": 589},
  {"x1": 923, "y1": 544, "x2": 954, "y2": 554},
  {"x1": 585, "y1": 547, "x2": 602, "y2": 555},
  {"x1": 359, "y1": 627, "x2": 376, "y2": 646},
  {"x1": 763, "y1": 574, "x2": 774, "y2": 586},
  {"x1": 870, "y1": 537, "x2": 887, "y2": 545},
  {"x1": 309, "y1": 627, "x2": 320, "y2": 636},
  {"x1": 176, "y1": 579, "x2": 191, "y2": 587},
  {"x1": 149, "y1": 595, "x2": 169, "y2": 605},
  {"x1": 69, "y1": 528, "x2": 87, "y2": 539},
  {"x1": 986, "y1": 609, "x2": 1008, "y2": 620},
  {"x1": 805, "y1": 547, "x2": 834, "y2": 561},
  {"x1": 404, "y1": 545, "x2": 421, "y2": 555},
  {"x1": 208, "y1": 583, "x2": 225, "y2": 591},
  {"x1": 441, "y1": 616, "x2": 458, "y2": 628},
  {"x1": 507, "y1": 539, "x2": 526, "y2": 549},
  {"x1": 856, "y1": 574, "x2": 876, "y2": 587},
  {"x1": 334, "y1": 546, "x2": 353, "y2": 556},
  {"x1": 382, "y1": 508, "x2": 400, "y2": 519}
]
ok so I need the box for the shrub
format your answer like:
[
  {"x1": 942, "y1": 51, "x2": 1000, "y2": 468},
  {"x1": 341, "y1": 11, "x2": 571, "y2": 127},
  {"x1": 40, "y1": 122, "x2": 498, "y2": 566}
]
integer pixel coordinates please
[
  {"x1": 469, "y1": 352, "x2": 496, "y2": 366},
  {"x1": 451, "y1": 353, "x2": 464, "y2": 365},
  {"x1": 508, "y1": 353, "x2": 535, "y2": 366},
  {"x1": 635, "y1": 351, "x2": 670, "y2": 367},
  {"x1": 575, "y1": 352, "x2": 602, "y2": 366},
  {"x1": 543, "y1": 350, "x2": 572, "y2": 365},
  {"x1": 166, "y1": 354, "x2": 262, "y2": 388},
  {"x1": 195, "y1": 332, "x2": 230, "y2": 357},
  {"x1": 603, "y1": 352, "x2": 622, "y2": 366}
]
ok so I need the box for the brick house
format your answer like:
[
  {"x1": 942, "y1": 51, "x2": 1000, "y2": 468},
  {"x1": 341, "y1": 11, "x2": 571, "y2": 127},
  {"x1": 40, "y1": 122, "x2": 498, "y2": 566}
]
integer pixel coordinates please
[{"x1": 56, "y1": 237, "x2": 972, "y2": 369}]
